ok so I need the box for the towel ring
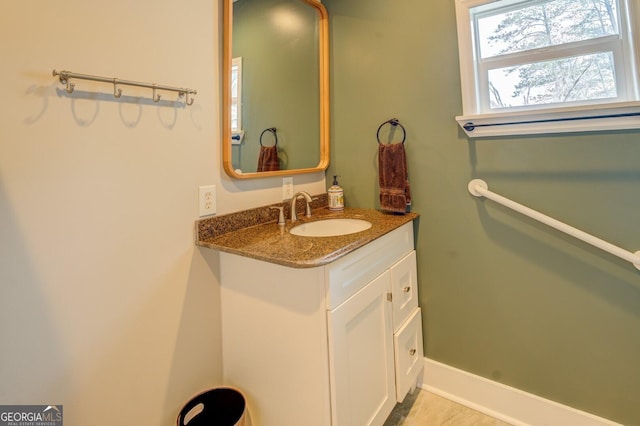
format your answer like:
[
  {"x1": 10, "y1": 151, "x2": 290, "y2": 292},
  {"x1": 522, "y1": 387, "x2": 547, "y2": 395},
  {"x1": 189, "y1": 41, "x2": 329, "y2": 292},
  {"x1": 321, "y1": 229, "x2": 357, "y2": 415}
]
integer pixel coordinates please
[
  {"x1": 260, "y1": 127, "x2": 278, "y2": 147},
  {"x1": 376, "y1": 118, "x2": 406, "y2": 144}
]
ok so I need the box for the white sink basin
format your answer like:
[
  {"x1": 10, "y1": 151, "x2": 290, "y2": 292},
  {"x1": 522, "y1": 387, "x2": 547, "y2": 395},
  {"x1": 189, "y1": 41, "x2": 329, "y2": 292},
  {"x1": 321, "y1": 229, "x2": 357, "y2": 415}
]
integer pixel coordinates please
[{"x1": 289, "y1": 218, "x2": 372, "y2": 237}]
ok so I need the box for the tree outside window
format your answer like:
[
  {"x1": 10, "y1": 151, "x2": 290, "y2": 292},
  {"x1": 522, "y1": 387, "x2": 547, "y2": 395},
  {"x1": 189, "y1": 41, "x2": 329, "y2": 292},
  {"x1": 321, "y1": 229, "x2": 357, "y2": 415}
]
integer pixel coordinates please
[{"x1": 475, "y1": 0, "x2": 625, "y2": 110}]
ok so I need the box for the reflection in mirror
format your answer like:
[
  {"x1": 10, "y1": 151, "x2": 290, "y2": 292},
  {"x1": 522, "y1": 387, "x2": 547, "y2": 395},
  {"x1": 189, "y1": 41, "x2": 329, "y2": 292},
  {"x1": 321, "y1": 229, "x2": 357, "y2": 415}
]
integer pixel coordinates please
[
  {"x1": 231, "y1": 57, "x2": 243, "y2": 140},
  {"x1": 222, "y1": 0, "x2": 329, "y2": 179}
]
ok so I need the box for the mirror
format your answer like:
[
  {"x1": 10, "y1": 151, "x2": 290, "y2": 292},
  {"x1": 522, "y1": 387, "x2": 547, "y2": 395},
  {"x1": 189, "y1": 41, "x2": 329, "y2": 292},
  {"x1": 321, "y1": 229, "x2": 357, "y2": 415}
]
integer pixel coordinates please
[{"x1": 222, "y1": 0, "x2": 329, "y2": 179}]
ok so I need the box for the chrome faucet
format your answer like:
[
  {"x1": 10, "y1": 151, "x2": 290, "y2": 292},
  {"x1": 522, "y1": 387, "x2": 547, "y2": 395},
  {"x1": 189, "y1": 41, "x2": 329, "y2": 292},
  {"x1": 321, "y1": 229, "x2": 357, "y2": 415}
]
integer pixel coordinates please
[{"x1": 290, "y1": 191, "x2": 313, "y2": 222}]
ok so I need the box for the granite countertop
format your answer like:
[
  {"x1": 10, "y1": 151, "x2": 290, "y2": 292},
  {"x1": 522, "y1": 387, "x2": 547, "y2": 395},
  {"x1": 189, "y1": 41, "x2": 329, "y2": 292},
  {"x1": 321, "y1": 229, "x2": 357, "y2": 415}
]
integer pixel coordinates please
[{"x1": 196, "y1": 206, "x2": 418, "y2": 268}]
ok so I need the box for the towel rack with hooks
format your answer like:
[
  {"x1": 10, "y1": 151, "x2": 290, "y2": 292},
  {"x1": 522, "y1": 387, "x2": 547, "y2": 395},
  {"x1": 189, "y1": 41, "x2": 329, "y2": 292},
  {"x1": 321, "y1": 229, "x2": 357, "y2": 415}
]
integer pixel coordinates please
[
  {"x1": 376, "y1": 118, "x2": 406, "y2": 144},
  {"x1": 52, "y1": 69, "x2": 198, "y2": 105}
]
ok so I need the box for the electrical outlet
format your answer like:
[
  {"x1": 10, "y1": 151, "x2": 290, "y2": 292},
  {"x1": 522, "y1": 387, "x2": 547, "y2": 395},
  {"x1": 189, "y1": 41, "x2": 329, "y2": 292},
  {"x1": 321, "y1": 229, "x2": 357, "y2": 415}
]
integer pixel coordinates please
[
  {"x1": 199, "y1": 185, "x2": 216, "y2": 217},
  {"x1": 282, "y1": 177, "x2": 293, "y2": 200}
]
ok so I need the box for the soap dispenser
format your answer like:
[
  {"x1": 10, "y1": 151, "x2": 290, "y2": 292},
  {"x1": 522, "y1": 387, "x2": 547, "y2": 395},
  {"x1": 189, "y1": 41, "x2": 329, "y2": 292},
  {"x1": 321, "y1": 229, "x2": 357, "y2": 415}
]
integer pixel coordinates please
[{"x1": 328, "y1": 175, "x2": 344, "y2": 211}]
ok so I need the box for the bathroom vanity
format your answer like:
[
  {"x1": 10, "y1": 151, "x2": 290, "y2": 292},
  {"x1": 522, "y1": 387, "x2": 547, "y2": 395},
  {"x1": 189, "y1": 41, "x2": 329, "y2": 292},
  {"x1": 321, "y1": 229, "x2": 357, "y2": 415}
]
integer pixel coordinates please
[{"x1": 197, "y1": 207, "x2": 422, "y2": 425}]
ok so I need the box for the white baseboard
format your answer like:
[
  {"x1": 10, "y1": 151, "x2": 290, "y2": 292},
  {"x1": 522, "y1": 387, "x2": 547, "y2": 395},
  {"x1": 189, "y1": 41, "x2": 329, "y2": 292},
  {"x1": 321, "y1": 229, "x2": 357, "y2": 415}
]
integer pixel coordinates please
[{"x1": 421, "y1": 358, "x2": 622, "y2": 426}]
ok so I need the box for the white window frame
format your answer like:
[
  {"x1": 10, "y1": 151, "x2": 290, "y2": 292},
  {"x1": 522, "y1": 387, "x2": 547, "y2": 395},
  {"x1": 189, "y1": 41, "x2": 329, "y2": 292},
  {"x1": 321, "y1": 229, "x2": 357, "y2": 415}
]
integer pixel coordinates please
[
  {"x1": 231, "y1": 57, "x2": 244, "y2": 144},
  {"x1": 455, "y1": 0, "x2": 640, "y2": 137}
]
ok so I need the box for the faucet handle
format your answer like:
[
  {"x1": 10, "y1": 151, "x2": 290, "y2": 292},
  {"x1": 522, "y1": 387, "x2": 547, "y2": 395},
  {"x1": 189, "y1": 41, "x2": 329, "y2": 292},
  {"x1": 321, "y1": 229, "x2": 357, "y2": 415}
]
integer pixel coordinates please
[{"x1": 269, "y1": 206, "x2": 285, "y2": 226}]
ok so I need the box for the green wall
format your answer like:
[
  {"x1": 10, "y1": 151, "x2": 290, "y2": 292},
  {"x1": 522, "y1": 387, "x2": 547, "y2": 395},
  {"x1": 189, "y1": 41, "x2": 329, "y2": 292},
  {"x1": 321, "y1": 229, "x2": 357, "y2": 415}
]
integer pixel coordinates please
[
  {"x1": 232, "y1": 0, "x2": 320, "y2": 172},
  {"x1": 324, "y1": 0, "x2": 640, "y2": 424}
]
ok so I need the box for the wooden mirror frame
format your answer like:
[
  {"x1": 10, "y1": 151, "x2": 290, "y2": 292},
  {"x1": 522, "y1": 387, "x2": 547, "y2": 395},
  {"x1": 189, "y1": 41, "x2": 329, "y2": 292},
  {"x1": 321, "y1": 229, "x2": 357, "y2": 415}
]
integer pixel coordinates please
[{"x1": 222, "y1": 0, "x2": 330, "y2": 179}]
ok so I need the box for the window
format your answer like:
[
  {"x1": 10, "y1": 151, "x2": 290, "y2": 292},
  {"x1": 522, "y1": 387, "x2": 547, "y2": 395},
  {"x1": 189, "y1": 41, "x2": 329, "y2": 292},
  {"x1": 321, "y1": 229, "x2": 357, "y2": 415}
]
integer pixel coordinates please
[
  {"x1": 455, "y1": 0, "x2": 640, "y2": 137},
  {"x1": 231, "y1": 57, "x2": 244, "y2": 144}
]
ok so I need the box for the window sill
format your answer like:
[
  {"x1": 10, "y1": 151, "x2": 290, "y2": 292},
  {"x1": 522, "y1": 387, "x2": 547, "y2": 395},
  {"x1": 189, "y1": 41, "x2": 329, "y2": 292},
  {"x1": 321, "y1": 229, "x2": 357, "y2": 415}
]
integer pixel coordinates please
[
  {"x1": 455, "y1": 102, "x2": 640, "y2": 138},
  {"x1": 231, "y1": 130, "x2": 244, "y2": 145}
]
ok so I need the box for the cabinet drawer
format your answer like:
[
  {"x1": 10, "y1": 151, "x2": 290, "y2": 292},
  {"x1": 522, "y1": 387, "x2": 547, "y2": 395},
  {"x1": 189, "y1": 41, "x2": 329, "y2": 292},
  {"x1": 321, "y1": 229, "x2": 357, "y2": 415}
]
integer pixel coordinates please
[
  {"x1": 325, "y1": 222, "x2": 414, "y2": 310},
  {"x1": 394, "y1": 307, "x2": 424, "y2": 403},
  {"x1": 390, "y1": 251, "x2": 419, "y2": 332}
]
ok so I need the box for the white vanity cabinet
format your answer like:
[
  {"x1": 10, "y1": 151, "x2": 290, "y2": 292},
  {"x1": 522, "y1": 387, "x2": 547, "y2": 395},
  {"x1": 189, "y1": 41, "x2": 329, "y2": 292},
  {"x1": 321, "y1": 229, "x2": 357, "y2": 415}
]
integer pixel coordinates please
[{"x1": 219, "y1": 222, "x2": 423, "y2": 426}]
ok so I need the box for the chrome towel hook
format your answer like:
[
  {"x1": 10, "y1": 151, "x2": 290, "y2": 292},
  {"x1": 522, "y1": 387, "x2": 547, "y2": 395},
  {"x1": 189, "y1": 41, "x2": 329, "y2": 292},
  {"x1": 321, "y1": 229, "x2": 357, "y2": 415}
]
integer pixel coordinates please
[
  {"x1": 65, "y1": 80, "x2": 75, "y2": 94},
  {"x1": 184, "y1": 91, "x2": 195, "y2": 106},
  {"x1": 152, "y1": 85, "x2": 161, "y2": 102},
  {"x1": 113, "y1": 79, "x2": 123, "y2": 98},
  {"x1": 52, "y1": 70, "x2": 75, "y2": 93}
]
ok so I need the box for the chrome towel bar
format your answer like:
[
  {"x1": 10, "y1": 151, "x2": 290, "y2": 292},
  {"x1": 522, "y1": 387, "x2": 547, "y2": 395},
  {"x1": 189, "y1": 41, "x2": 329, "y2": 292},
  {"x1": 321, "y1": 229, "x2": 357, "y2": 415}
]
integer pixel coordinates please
[{"x1": 468, "y1": 179, "x2": 640, "y2": 270}]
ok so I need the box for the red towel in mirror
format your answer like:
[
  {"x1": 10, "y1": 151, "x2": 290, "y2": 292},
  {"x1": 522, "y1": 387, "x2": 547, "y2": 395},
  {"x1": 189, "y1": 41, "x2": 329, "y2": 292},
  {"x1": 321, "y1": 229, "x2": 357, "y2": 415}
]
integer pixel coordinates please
[{"x1": 257, "y1": 145, "x2": 280, "y2": 172}]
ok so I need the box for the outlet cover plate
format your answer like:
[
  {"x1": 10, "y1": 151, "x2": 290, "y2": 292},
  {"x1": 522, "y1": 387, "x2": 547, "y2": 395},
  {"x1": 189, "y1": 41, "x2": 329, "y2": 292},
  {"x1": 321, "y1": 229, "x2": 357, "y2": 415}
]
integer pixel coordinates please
[
  {"x1": 199, "y1": 185, "x2": 216, "y2": 217},
  {"x1": 282, "y1": 177, "x2": 293, "y2": 200}
]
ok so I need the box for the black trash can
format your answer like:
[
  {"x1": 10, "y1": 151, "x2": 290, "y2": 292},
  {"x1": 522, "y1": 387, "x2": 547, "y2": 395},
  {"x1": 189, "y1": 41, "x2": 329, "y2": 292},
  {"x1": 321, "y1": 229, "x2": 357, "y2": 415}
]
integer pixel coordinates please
[{"x1": 177, "y1": 387, "x2": 247, "y2": 426}]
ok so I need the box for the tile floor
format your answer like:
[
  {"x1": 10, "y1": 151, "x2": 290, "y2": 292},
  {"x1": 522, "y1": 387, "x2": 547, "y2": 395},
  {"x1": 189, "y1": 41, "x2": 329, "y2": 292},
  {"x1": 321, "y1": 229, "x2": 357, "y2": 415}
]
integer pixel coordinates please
[{"x1": 384, "y1": 389, "x2": 513, "y2": 426}]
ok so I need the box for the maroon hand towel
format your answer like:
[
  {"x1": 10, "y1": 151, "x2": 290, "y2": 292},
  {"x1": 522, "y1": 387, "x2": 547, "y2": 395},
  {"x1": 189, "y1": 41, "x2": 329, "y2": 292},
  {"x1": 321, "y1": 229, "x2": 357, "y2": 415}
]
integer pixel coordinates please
[
  {"x1": 257, "y1": 145, "x2": 280, "y2": 172},
  {"x1": 378, "y1": 143, "x2": 411, "y2": 213}
]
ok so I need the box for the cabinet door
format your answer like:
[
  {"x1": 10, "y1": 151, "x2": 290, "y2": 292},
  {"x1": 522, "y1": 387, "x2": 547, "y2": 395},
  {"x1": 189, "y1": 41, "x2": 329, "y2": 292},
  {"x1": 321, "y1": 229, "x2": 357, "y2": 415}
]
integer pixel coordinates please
[{"x1": 328, "y1": 271, "x2": 396, "y2": 426}]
